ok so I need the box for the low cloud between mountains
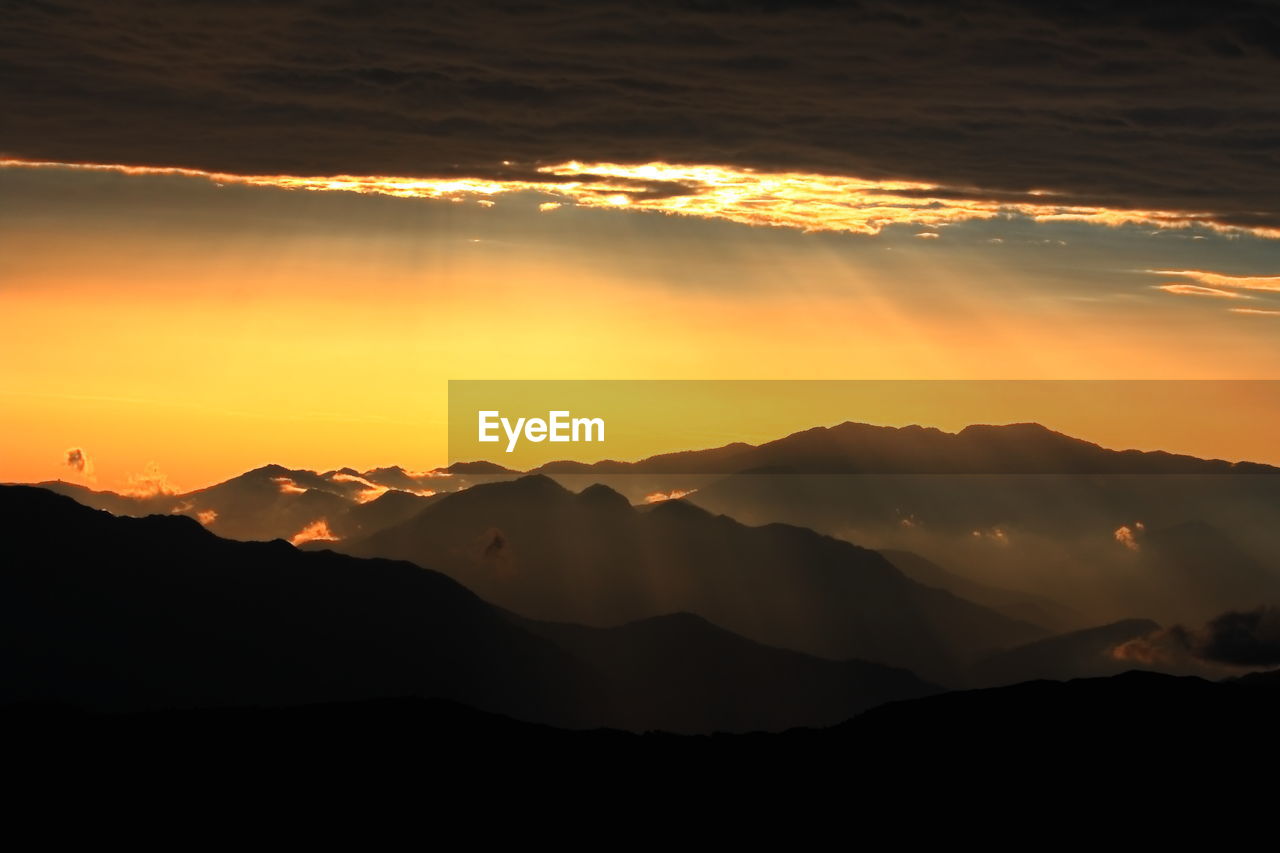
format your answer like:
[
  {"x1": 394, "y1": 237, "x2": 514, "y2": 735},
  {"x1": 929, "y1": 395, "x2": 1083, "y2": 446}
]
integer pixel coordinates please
[{"x1": 1113, "y1": 605, "x2": 1280, "y2": 668}]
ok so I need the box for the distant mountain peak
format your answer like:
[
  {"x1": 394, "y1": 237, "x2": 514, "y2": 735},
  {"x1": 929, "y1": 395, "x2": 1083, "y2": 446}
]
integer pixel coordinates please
[
  {"x1": 245, "y1": 463, "x2": 295, "y2": 477},
  {"x1": 434, "y1": 461, "x2": 520, "y2": 475},
  {"x1": 957, "y1": 422, "x2": 1079, "y2": 442},
  {"x1": 576, "y1": 483, "x2": 631, "y2": 511}
]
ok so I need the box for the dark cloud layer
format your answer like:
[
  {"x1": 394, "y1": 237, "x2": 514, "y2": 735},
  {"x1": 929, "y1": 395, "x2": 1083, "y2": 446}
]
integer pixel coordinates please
[
  {"x1": 4, "y1": 1, "x2": 1280, "y2": 227},
  {"x1": 1191, "y1": 605, "x2": 1280, "y2": 666}
]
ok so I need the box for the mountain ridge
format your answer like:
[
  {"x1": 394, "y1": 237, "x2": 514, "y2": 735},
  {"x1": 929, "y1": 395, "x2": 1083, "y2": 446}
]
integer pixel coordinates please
[
  {"x1": 527, "y1": 420, "x2": 1279, "y2": 475},
  {"x1": 337, "y1": 474, "x2": 1046, "y2": 680},
  {"x1": 0, "y1": 485, "x2": 938, "y2": 733}
]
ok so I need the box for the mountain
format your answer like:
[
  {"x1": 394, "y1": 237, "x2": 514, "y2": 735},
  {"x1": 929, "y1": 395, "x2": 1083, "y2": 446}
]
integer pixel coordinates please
[
  {"x1": 964, "y1": 619, "x2": 1161, "y2": 688},
  {"x1": 879, "y1": 548, "x2": 1082, "y2": 632},
  {"x1": 30, "y1": 462, "x2": 452, "y2": 543},
  {"x1": 337, "y1": 475, "x2": 1045, "y2": 680},
  {"x1": 436, "y1": 461, "x2": 522, "y2": 475},
  {"x1": 520, "y1": 612, "x2": 937, "y2": 732},
  {"x1": 1134, "y1": 521, "x2": 1280, "y2": 623},
  {"x1": 329, "y1": 488, "x2": 445, "y2": 540},
  {"x1": 532, "y1": 421, "x2": 1279, "y2": 476},
  {"x1": 846, "y1": 669, "x2": 1280, "y2": 763},
  {"x1": 32, "y1": 480, "x2": 178, "y2": 517},
  {"x1": 0, "y1": 485, "x2": 936, "y2": 732},
  {"x1": 11, "y1": 671, "x2": 1280, "y2": 797}
]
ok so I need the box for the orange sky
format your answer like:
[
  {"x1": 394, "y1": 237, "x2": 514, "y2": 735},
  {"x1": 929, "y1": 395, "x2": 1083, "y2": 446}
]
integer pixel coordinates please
[{"x1": 3, "y1": 163, "x2": 1280, "y2": 490}]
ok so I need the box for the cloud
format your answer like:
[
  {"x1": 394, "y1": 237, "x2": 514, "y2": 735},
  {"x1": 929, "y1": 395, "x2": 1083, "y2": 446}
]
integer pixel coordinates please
[
  {"x1": 290, "y1": 519, "x2": 338, "y2": 546},
  {"x1": 329, "y1": 471, "x2": 385, "y2": 498},
  {"x1": 1154, "y1": 283, "x2": 1250, "y2": 299},
  {"x1": 1194, "y1": 606, "x2": 1280, "y2": 666},
  {"x1": 12, "y1": 156, "x2": 1258, "y2": 238},
  {"x1": 1232, "y1": 307, "x2": 1280, "y2": 316},
  {"x1": 196, "y1": 509, "x2": 218, "y2": 526},
  {"x1": 63, "y1": 447, "x2": 93, "y2": 480},
  {"x1": 1114, "y1": 522, "x2": 1145, "y2": 551},
  {"x1": 271, "y1": 476, "x2": 307, "y2": 495},
  {"x1": 970, "y1": 526, "x2": 1010, "y2": 545},
  {"x1": 644, "y1": 488, "x2": 697, "y2": 503},
  {"x1": 121, "y1": 462, "x2": 179, "y2": 498},
  {"x1": 6, "y1": 1, "x2": 1280, "y2": 233},
  {"x1": 1150, "y1": 270, "x2": 1280, "y2": 293},
  {"x1": 1112, "y1": 606, "x2": 1280, "y2": 668}
]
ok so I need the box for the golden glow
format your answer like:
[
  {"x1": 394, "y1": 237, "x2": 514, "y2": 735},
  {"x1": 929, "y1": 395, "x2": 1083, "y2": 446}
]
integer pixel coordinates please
[
  {"x1": 3, "y1": 158, "x2": 1271, "y2": 238},
  {"x1": 120, "y1": 462, "x2": 179, "y2": 498},
  {"x1": 644, "y1": 489, "x2": 698, "y2": 504},
  {"x1": 1154, "y1": 283, "x2": 1249, "y2": 299},
  {"x1": 6, "y1": 159, "x2": 1280, "y2": 490},
  {"x1": 1114, "y1": 523, "x2": 1144, "y2": 551},
  {"x1": 448, "y1": 381, "x2": 1280, "y2": 471}
]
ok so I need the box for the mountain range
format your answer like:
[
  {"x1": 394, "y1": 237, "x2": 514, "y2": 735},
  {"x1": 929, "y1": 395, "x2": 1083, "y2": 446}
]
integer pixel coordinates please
[
  {"x1": 13, "y1": 419, "x2": 1280, "y2": 686},
  {"x1": 30, "y1": 463, "x2": 514, "y2": 542},
  {"x1": 13, "y1": 670, "x2": 1280, "y2": 793},
  {"x1": 0, "y1": 485, "x2": 938, "y2": 733},
  {"x1": 526, "y1": 421, "x2": 1279, "y2": 475},
  {"x1": 333, "y1": 474, "x2": 1044, "y2": 680}
]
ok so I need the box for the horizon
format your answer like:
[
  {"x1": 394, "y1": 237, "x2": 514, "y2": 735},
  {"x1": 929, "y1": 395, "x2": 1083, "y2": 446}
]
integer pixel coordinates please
[{"x1": 23, "y1": 414, "x2": 1280, "y2": 496}]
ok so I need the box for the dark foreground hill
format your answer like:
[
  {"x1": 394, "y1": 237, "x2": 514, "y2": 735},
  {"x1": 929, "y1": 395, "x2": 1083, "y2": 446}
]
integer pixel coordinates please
[
  {"x1": 0, "y1": 485, "x2": 935, "y2": 732},
  {"x1": 8, "y1": 671, "x2": 1278, "y2": 800}
]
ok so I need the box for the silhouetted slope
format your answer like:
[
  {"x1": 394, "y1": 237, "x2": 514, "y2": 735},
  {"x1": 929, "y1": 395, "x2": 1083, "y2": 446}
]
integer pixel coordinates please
[
  {"x1": 1137, "y1": 521, "x2": 1279, "y2": 622},
  {"x1": 0, "y1": 485, "x2": 943, "y2": 732},
  {"x1": 521, "y1": 612, "x2": 939, "y2": 732},
  {"x1": 328, "y1": 488, "x2": 442, "y2": 540},
  {"x1": 0, "y1": 486, "x2": 609, "y2": 725},
  {"x1": 27, "y1": 463, "x2": 452, "y2": 543},
  {"x1": 31, "y1": 481, "x2": 176, "y2": 517},
  {"x1": 847, "y1": 670, "x2": 1280, "y2": 754},
  {"x1": 341, "y1": 476, "x2": 1043, "y2": 679},
  {"x1": 880, "y1": 549, "x2": 1081, "y2": 632},
  {"x1": 688, "y1": 471, "x2": 1280, "y2": 627},
  {"x1": 965, "y1": 619, "x2": 1161, "y2": 687},
  {"x1": 9, "y1": 671, "x2": 1279, "y2": 786}
]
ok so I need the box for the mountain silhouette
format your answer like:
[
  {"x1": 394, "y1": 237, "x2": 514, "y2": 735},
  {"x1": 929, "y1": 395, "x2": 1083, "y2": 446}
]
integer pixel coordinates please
[
  {"x1": 965, "y1": 619, "x2": 1161, "y2": 687},
  {"x1": 1134, "y1": 521, "x2": 1280, "y2": 623},
  {"x1": 531, "y1": 421, "x2": 1279, "y2": 475},
  {"x1": 338, "y1": 475, "x2": 1044, "y2": 680},
  {"x1": 10, "y1": 670, "x2": 1279, "y2": 798},
  {"x1": 880, "y1": 549, "x2": 1082, "y2": 632},
  {"x1": 0, "y1": 485, "x2": 937, "y2": 732},
  {"x1": 436, "y1": 461, "x2": 522, "y2": 475},
  {"x1": 32, "y1": 463, "x2": 449, "y2": 542},
  {"x1": 520, "y1": 612, "x2": 938, "y2": 732}
]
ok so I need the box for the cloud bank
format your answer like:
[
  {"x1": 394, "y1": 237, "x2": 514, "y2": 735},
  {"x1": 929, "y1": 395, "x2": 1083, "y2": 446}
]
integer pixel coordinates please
[{"x1": 5, "y1": 1, "x2": 1280, "y2": 231}]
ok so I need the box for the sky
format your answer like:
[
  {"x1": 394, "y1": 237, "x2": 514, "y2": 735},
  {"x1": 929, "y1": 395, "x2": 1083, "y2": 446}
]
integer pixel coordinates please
[{"x1": 3, "y1": 0, "x2": 1280, "y2": 490}]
